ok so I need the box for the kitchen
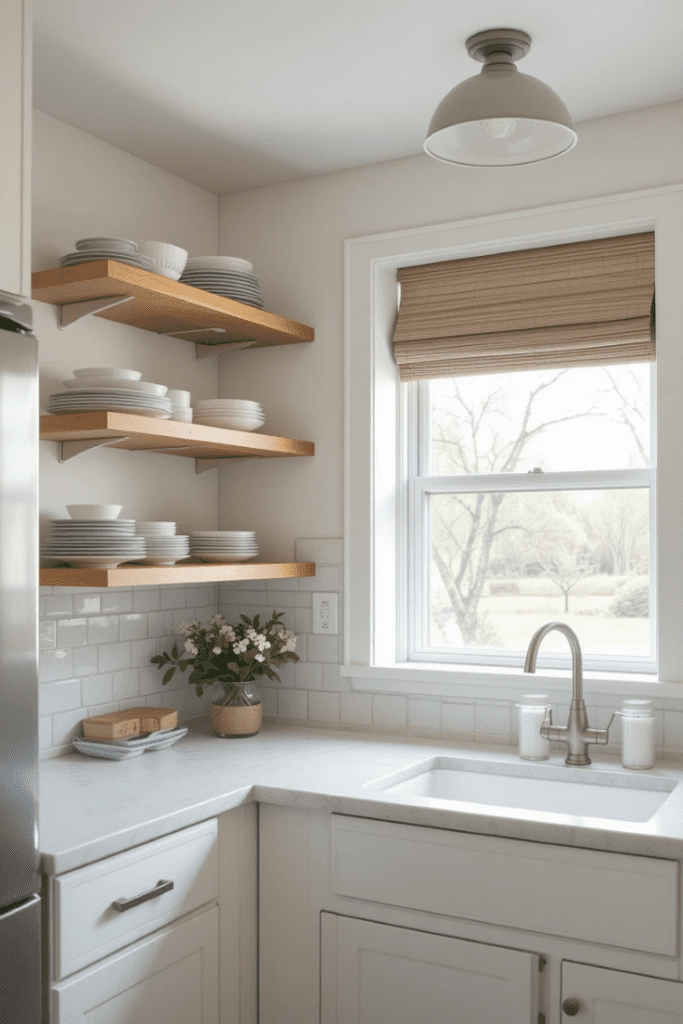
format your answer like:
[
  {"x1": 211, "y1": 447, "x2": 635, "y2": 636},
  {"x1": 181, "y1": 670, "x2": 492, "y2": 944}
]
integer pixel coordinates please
[{"x1": 3, "y1": 1, "x2": 683, "y2": 1021}]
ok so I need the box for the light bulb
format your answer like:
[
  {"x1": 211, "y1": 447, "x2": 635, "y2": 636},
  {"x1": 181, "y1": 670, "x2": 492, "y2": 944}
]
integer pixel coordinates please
[{"x1": 481, "y1": 118, "x2": 519, "y2": 139}]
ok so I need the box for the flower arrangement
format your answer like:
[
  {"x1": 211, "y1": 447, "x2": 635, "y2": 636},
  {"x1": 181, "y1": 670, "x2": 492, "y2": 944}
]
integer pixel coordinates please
[{"x1": 151, "y1": 611, "x2": 299, "y2": 707}]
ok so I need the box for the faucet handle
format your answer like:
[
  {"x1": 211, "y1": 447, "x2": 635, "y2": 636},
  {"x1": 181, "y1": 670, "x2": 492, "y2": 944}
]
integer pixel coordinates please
[{"x1": 587, "y1": 711, "x2": 616, "y2": 747}]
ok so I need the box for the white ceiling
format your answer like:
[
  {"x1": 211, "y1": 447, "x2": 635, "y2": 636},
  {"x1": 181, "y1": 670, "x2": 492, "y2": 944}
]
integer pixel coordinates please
[{"x1": 33, "y1": 0, "x2": 683, "y2": 195}]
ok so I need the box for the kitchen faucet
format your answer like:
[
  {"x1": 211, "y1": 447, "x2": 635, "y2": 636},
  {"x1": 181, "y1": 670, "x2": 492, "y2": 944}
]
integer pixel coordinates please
[{"x1": 524, "y1": 621, "x2": 612, "y2": 766}]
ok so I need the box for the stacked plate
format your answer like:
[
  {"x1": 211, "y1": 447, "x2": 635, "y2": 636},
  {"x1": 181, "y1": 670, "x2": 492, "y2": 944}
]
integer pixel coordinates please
[
  {"x1": 41, "y1": 520, "x2": 146, "y2": 569},
  {"x1": 50, "y1": 368, "x2": 172, "y2": 418},
  {"x1": 134, "y1": 522, "x2": 190, "y2": 566},
  {"x1": 193, "y1": 399, "x2": 265, "y2": 431},
  {"x1": 189, "y1": 531, "x2": 258, "y2": 563},
  {"x1": 179, "y1": 256, "x2": 263, "y2": 308},
  {"x1": 60, "y1": 237, "x2": 155, "y2": 271}
]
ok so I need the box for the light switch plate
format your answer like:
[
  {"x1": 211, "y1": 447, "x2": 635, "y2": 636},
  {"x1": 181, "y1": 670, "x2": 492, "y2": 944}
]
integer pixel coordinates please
[{"x1": 312, "y1": 592, "x2": 338, "y2": 634}]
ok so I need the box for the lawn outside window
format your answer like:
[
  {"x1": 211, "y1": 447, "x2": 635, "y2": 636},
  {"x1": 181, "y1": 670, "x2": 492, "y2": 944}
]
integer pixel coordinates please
[{"x1": 343, "y1": 186, "x2": 683, "y2": 694}]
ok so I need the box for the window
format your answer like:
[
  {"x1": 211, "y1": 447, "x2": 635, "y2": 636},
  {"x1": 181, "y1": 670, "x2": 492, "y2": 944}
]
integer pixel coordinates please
[
  {"x1": 344, "y1": 187, "x2": 683, "y2": 691},
  {"x1": 407, "y1": 363, "x2": 655, "y2": 672}
]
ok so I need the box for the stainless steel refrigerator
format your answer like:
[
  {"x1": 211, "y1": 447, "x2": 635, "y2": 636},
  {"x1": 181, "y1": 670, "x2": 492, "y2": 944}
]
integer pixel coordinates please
[{"x1": 0, "y1": 291, "x2": 41, "y2": 1023}]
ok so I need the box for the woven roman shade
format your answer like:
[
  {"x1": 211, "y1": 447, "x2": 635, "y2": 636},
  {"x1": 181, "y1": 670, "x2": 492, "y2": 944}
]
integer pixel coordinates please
[{"x1": 392, "y1": 232, "x2": 655, "y2": 381}]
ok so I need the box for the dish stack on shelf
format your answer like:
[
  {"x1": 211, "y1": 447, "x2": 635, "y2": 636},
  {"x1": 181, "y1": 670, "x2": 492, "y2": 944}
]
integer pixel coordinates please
[
  {"x1": 41, "y1": 519, "x2": 146, "y2": 569},
  {"x1": 49, "y1": 367, "x2": 173, "y2": 419},
  {"x1": 134, "y1": 522, "x2": 190, "y2": 566},
  {"x1": 59, "y1": 237, "x2": 155, "y2": 271},
  {"x1": 166, "y1": 389, "x2": 192, "y2": 423},
  {"x1": 179, "y1": 256, "x2": 264, "y2": 308},
  {"x1": 189, "y1": 531, "x2": 258, "y2": 563},
  {"x1": 193, "y1": 399, "x2": 265, "y2": 431}
]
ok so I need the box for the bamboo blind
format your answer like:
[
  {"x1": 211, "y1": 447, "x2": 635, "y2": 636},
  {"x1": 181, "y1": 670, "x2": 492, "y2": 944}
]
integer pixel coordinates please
[{"x1": 392, "y1": 232, "x2": 655, "y2": 381}]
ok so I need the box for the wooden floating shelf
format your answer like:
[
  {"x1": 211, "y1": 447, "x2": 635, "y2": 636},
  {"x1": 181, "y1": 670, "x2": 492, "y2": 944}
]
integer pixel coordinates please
[
  {"x1": 40, "y1": 562, "x2": 316, "y2": 588},
  {"x1": 32, "y1": 260, "x2": 314, "y2": 349},
  {"x1": 40, "y1": 412, "x2": 314, "y2": 463}
]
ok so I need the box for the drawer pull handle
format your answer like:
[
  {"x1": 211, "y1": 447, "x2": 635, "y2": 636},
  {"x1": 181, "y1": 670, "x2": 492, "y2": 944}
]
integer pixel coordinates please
[
  {"x1": 112, "y1": 879, "x2": 174, "y2": 912},
  {"x1": 562, "y1": 998, "x2": 581, "y2": 1016}
]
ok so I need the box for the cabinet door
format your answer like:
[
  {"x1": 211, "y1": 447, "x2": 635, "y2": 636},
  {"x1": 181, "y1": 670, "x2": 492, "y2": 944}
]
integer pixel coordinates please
[
  {"x1": 52, "y1": 906, "x2": 218, "y2": 1024},
  {"x1": 0, "y1": 0, "x2": 31, "y2": 297},
  {"x1": 321, "y1": 913, "x2": 539, "y2": 1024},
  {"x1": 562, "y1": 962, "x2": 683, "y2": 1023}
]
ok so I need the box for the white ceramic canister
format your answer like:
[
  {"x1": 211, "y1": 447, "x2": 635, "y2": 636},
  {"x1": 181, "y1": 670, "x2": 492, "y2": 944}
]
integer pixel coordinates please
[
  {"x1": 618, "y1": 699, "x2": 655, "y2": 770},
  {"x1": 516, "y1": 694, "x2": 551, "y2": 760}
]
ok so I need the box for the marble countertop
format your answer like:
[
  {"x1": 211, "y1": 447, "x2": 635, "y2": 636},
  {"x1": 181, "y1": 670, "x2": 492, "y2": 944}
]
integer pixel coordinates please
[{"x1": 39, "y1": 721, "x2": 683, "y2": 874}]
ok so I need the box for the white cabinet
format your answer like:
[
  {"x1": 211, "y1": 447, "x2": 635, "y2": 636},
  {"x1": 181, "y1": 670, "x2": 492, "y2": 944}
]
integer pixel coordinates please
[
  {"x1": 51, "y1": 905, "x2": 218, "y2": 1024},
  {"x1": 561, "y1": 962, "x2": 683, "y2": 1023},
  {"x1": 0, "y1": 0, "x2": 31, "y2": 296},
  {"x1": 259, "y1": 806, "x2": 683, "y2": 1024},
  {"x1": 320, "y1": 913, "x2": 540, "y2": 1024}
]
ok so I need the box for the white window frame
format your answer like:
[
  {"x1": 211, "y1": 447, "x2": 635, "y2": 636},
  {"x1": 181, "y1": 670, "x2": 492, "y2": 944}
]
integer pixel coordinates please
[{"x1": 343, "y1": 185, "x2": 683, "y2": 698}]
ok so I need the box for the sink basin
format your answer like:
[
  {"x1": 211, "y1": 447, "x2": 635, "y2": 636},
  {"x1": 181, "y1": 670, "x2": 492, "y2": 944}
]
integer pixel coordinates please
[{"x1": 366, "y1": 756, "x2": 677, "y2": 822}]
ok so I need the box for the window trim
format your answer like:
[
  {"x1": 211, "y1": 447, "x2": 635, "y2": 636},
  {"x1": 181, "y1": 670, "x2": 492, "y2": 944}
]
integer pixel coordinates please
[{"x1": 343, "y1": 185, "x2": 683, "y2": 695}]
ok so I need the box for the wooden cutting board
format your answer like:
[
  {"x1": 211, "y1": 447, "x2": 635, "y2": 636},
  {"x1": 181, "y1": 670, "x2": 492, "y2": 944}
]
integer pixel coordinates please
[{"x1": 82, "y1": 706, "x2": 178, "y2": 741}]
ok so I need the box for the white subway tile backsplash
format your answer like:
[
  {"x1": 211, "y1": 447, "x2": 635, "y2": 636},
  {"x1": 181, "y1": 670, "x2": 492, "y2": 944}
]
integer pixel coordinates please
[
  {"x1": 340, "y1": 692, "x2": 373, "y2": 726},
  {"x1": 73, "y1": 594, "x2": 101, "y2": 616},
  {"x1": 373, "y1": 694, "x2": 407, "y2": 731},
  {"x1": 101, "y1": 590, "x2": 133, "y2": 614},
  {"x1": 38, "y1": 546, "x2": 683, "y2": 760},
  {"x1": 307, "y1": 634, "x2": 339, "y2": 664},
  {"x1": 56, "y1": 618, "x2": 88, "y2": 648},
  {"x1": 119, "y1": 613, "x2": 147, "y2": 642},
  {"x1": 88, "y1": 616, "x2": 119, "y2": 644},
  {"x1": 308, "y1": 691, "x2": 340, "y2": 723},
  {"x1": 39, "y1": 679, "x2": 81, "y2": 715},
  {"x1": 81, "y1": 674, "x2": 113, "y2": 707},
  {"x1": 98, "y1": 641, "x2": 131, "y2": 673}
]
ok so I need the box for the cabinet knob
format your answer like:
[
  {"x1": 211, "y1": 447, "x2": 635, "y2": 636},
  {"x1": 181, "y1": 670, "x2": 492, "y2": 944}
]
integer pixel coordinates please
[{"x1": 562, "y1": 997, "x2": 581, "y2": 1016}]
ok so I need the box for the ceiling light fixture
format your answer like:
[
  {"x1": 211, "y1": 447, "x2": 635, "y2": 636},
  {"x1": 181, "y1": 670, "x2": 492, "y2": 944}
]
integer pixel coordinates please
[{"x1": 424, "y1": 29, "x2": 577, "y2": 167}]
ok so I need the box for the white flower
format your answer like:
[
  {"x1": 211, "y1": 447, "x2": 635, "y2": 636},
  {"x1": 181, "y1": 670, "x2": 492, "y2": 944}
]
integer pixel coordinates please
[
  {"x1": 212, "y1": 646, "x2": 222, "y2": 655},
  {"x1": 254, "y1": 653, "x2": 265, "y2": 662},
  {"x1": 184, "y1": 640, "x2": 198, "y2": 656},
  {"x1": 210, "y1": 614, "x2": 224, "y2": 625}
]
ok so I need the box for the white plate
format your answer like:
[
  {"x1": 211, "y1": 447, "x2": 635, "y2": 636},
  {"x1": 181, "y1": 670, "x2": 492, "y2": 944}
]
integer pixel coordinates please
[
  {"x1": 42, "y1": 556, "x2": 133, "y2": 568},
  {"x1": 72, "y1": 368, "x2": 142, "y2": 380},
  {"x1": 62, "y1": 379, "x2": 168, "y2": 395},
  {"x1": 48, "y1": 405, "x2": 172, "y2": 419},
  {"x1": 190, "y1": 530, "x2": 256, "y2": 537},
  {"x1": 52, "y1": 388, "x2": 170, "y2": 401},
  {"x1": 194, "y1": 400, "x2": 262, "y2": 409},
  {"x1": 75, "y1": 237, "x2": 138, "y2": 252},
  {"x1": 185, "y1": 256, "x2": 254, "y2": 272},
  {"x1": 51, "y1": 518, "x2": 135, "y2": 526},
  {"x1": 194, "y1": 553, "x2": 258, "y2": 563},
  {"x1": 60, "y1": 253, "x2": 155, "y2": 269}
]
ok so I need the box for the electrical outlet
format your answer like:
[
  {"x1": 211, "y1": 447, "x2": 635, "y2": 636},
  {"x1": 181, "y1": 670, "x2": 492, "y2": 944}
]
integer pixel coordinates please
[{"x1": 312, "y1": 592, "x2": 338, "y2": 634}]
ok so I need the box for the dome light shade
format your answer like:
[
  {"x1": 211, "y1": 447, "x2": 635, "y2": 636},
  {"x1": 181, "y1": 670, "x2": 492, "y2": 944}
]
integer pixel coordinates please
[{"x1": 424, "y1": 29, "x2": 577, "y2": 166}]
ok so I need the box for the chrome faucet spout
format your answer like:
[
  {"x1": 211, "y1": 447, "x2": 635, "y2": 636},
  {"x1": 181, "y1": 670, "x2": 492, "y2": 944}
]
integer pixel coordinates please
[{"x1": 523, "y1": 621, "x2": 610, "y2": 767}]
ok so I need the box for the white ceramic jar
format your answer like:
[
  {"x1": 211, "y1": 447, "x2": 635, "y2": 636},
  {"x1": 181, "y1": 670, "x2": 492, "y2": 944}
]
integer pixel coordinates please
[
  {"x1": 618, "y1": 698, "x2": 655, "y2": 770},
  {"x1": 516, "y1": 694, "x2": 551, "y2": 760}
]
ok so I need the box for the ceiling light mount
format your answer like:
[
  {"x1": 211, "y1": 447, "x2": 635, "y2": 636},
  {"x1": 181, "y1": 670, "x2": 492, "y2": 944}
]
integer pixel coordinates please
[
  {"x1": 424, "y1": 27, "x2": 577, "y2": 167},
  {"x1": 466, "y1": 29, "x2": 531, "y2": 64}
]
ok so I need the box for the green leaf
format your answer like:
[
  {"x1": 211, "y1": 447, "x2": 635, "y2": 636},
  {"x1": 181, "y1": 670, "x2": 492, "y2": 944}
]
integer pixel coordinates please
[
  {"x1": 178, "y1": 660, "x2": 189, "y2": 672},
  {"x1": 196, "y1": 685, "x2": 204, "y2": 697},
  {"x1": 171, "y1": 643, "x2": 179, "y2": 659},
  {"x1": 150, "y1": 654, "x2": 166, "y2": 666},
  {"x1": 240, "y1": 614, "x2": 250, "y2": 625},
  {"x1": 162, "y1": 668, "x2": 176, "y2": 685}
]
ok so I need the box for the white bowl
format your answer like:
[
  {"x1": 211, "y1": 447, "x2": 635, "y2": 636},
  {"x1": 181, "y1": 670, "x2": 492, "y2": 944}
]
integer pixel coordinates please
[
  {"x1": 137, "y1": 241, "x2": 188, "y2": 280},
  {"x1": 72, "y1": 367, "x2": 142, "y2": 380},
  {"x1": 165, "y1": 389, "x2": 191, "y2": 407},
  {"x1": 185, "y1": 255, "x2": 254, "y2": 273},
  {"x1": 136, "y1": 521, "x2": 176, "y2": 535},
  {"x1": 194, "y1": 398, "x2": 261, "y2": 408},
  {"x1": 67, "y1": 504, "x2": 123, "y2": 520}
]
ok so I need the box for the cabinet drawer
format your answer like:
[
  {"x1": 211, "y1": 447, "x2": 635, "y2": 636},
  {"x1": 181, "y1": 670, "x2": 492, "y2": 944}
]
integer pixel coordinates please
[
  {"x1": 331, "y1": 816, "x2": 679, "y2": 956},
  {"x1": 52, "y1": 818, "x2": 218, "y2": 979}
]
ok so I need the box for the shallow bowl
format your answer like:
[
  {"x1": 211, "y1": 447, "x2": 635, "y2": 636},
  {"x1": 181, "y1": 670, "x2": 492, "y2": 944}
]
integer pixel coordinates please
[
  {"x1": 66, "y1": 504, "x2": 123, "y2": 520},
  {"x1": 72, "y1": 367, "x2": 142, "y2": 381}
]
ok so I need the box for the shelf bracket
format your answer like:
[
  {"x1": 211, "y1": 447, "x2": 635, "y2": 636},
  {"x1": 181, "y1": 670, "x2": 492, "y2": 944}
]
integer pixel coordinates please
[
  {"x1": 193, "y1": 338, "x2": 260, "y2": 359},
  {"x1": 195, "y1": 457, "x2": 256, "y2": 473},
  {"x1": 59, "y1": 294, "x2": 136, "y2": 329},
  {"x1": 60, "y1": 437, "x2": 131, "y2": 462}
]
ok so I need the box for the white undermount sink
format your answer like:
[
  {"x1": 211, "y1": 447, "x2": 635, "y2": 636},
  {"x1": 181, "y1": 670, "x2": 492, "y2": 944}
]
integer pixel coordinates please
[{"x1": 366, "y1": 756, "x2": 678, "y2": 822}]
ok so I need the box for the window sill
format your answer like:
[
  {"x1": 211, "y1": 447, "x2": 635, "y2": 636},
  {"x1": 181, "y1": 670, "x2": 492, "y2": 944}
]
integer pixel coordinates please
[{"x1": 341, "y1": 662, "x2": 682, "y2": 702}]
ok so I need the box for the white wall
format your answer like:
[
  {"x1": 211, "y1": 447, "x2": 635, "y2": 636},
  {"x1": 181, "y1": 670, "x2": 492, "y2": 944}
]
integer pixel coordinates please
[
  {"x1": 33, "y1": 111, "x2": 223, "y2": 756},
  {"x1": 34, "y1": 109, "x2": 220, "y2": 530},
  {"x1": 216, "y1": 100, "x2": 683, "y2": 555}
]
